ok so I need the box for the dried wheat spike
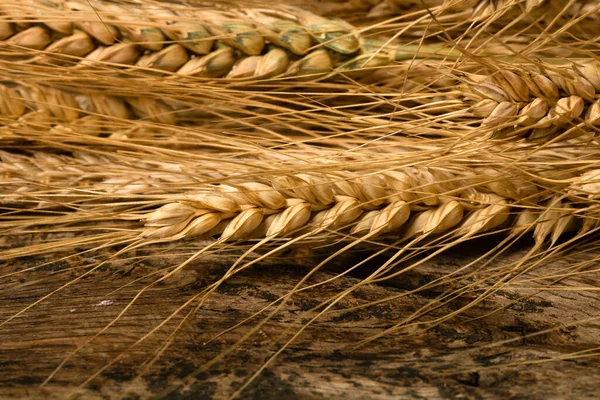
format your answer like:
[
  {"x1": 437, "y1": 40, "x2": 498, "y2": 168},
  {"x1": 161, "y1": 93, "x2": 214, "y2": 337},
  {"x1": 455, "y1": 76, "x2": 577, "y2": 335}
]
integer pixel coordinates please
[
  {"x1": 463, "y1": 61, "x2": 600, "y2": 140},
  {"x1": 138, "y1": 166, "x2": 538, "y2": 243},
  {"x1": 145, "y1": 187, "x2": 418, "y2": 242},
  {"x1": 0, "y1": 149, "x2": 229, "y2": 209},
  {"x1": 140, "y1": 183, "x2": 539, "y2": 248},
  {"x1": 5, "y1": 148, "x2": 585, "y2": 247},
  {"x1": 0, "y1": 81, "x2": 184, "y2": 124}
]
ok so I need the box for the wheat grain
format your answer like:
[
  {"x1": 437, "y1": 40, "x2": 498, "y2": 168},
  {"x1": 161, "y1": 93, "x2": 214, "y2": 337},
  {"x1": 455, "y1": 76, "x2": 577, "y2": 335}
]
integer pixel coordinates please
[
  {"x1": 569, "y1": 169, "x2": 600, "y2": 201},
  {"x1": 533, "y1": 195, "x2": 579, "y2": 246}
]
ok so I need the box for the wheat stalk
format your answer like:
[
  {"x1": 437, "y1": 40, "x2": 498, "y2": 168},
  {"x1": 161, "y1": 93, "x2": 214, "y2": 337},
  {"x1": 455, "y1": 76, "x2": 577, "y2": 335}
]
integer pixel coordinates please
[
  {"x1": 369, "y1": 0, "x2": 545, "y2": 18},
  {"x1": 363, "y1": 0, "x2": 599, "y2": 36}
]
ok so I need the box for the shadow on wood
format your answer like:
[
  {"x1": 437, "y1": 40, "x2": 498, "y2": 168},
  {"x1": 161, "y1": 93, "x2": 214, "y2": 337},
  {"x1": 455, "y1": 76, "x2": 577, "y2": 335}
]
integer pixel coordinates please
[{"x1": 1, "y1": 232, "x2": 599, "y2": 399}]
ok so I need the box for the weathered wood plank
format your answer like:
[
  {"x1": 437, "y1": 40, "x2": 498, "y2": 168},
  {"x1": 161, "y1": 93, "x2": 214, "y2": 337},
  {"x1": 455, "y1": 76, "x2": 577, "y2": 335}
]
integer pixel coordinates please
[{"x1": 1, "y1": 233, "x2": 600, "y2": 399}]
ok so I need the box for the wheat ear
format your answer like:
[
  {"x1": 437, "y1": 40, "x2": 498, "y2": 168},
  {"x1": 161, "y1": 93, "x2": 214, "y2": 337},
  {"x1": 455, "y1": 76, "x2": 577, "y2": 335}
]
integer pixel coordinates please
[
  {"x1": 463, "y1": 61, "x2": 600, "y2": 140},
  {"x1": 135, "y1": 166, "x2": 542, "y2": 245},
  {"x1": 0, "y1": 0, "x2": 460, "y2": 80}
]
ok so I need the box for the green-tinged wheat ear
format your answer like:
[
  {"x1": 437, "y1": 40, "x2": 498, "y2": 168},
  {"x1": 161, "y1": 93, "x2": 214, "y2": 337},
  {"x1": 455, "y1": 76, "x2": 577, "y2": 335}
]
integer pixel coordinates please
[
  {"x1": 0, "y1": 30, "x2": 359, "y2": 79},
  {"x1": 0, "y1": 0, "x2": 358, "y2": 56},
  {"x1": 0, "y1": 0, "x2": 470, "y2": 84},
  {"x1": 246, "y1": 11, "x2": 312, "y2": 56}
]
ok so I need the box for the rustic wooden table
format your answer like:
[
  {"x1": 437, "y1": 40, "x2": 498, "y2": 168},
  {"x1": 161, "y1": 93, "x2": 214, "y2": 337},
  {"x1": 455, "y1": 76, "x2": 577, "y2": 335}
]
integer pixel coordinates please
[{"x1": 2, "y1": 231, "x2": 599, "y2": 399}]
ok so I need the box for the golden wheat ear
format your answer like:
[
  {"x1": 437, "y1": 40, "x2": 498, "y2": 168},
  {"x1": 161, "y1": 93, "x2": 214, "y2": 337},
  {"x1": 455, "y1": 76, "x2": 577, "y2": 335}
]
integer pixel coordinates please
[{"x1": 459, "y1": 61, "x2": 600, "y2": 140}]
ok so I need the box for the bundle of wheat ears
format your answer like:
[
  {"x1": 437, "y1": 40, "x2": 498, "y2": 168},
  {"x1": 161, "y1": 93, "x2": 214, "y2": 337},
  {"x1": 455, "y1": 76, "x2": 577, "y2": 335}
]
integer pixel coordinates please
[{"x1": 2, "y1": 0, "x2": 600, "y2": 398}]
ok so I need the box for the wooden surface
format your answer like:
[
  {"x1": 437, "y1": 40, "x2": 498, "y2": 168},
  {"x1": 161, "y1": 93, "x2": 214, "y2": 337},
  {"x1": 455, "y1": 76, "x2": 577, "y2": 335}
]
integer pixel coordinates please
[{"x1": 2, "y1": 232, "x2": 600, "y2": 399}]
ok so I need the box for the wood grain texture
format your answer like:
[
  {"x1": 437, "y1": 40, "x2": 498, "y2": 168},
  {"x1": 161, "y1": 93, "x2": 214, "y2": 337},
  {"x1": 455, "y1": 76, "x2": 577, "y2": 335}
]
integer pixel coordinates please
[{"x1": 2, "y1": 231, "x2": 599, "y2": 399}]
